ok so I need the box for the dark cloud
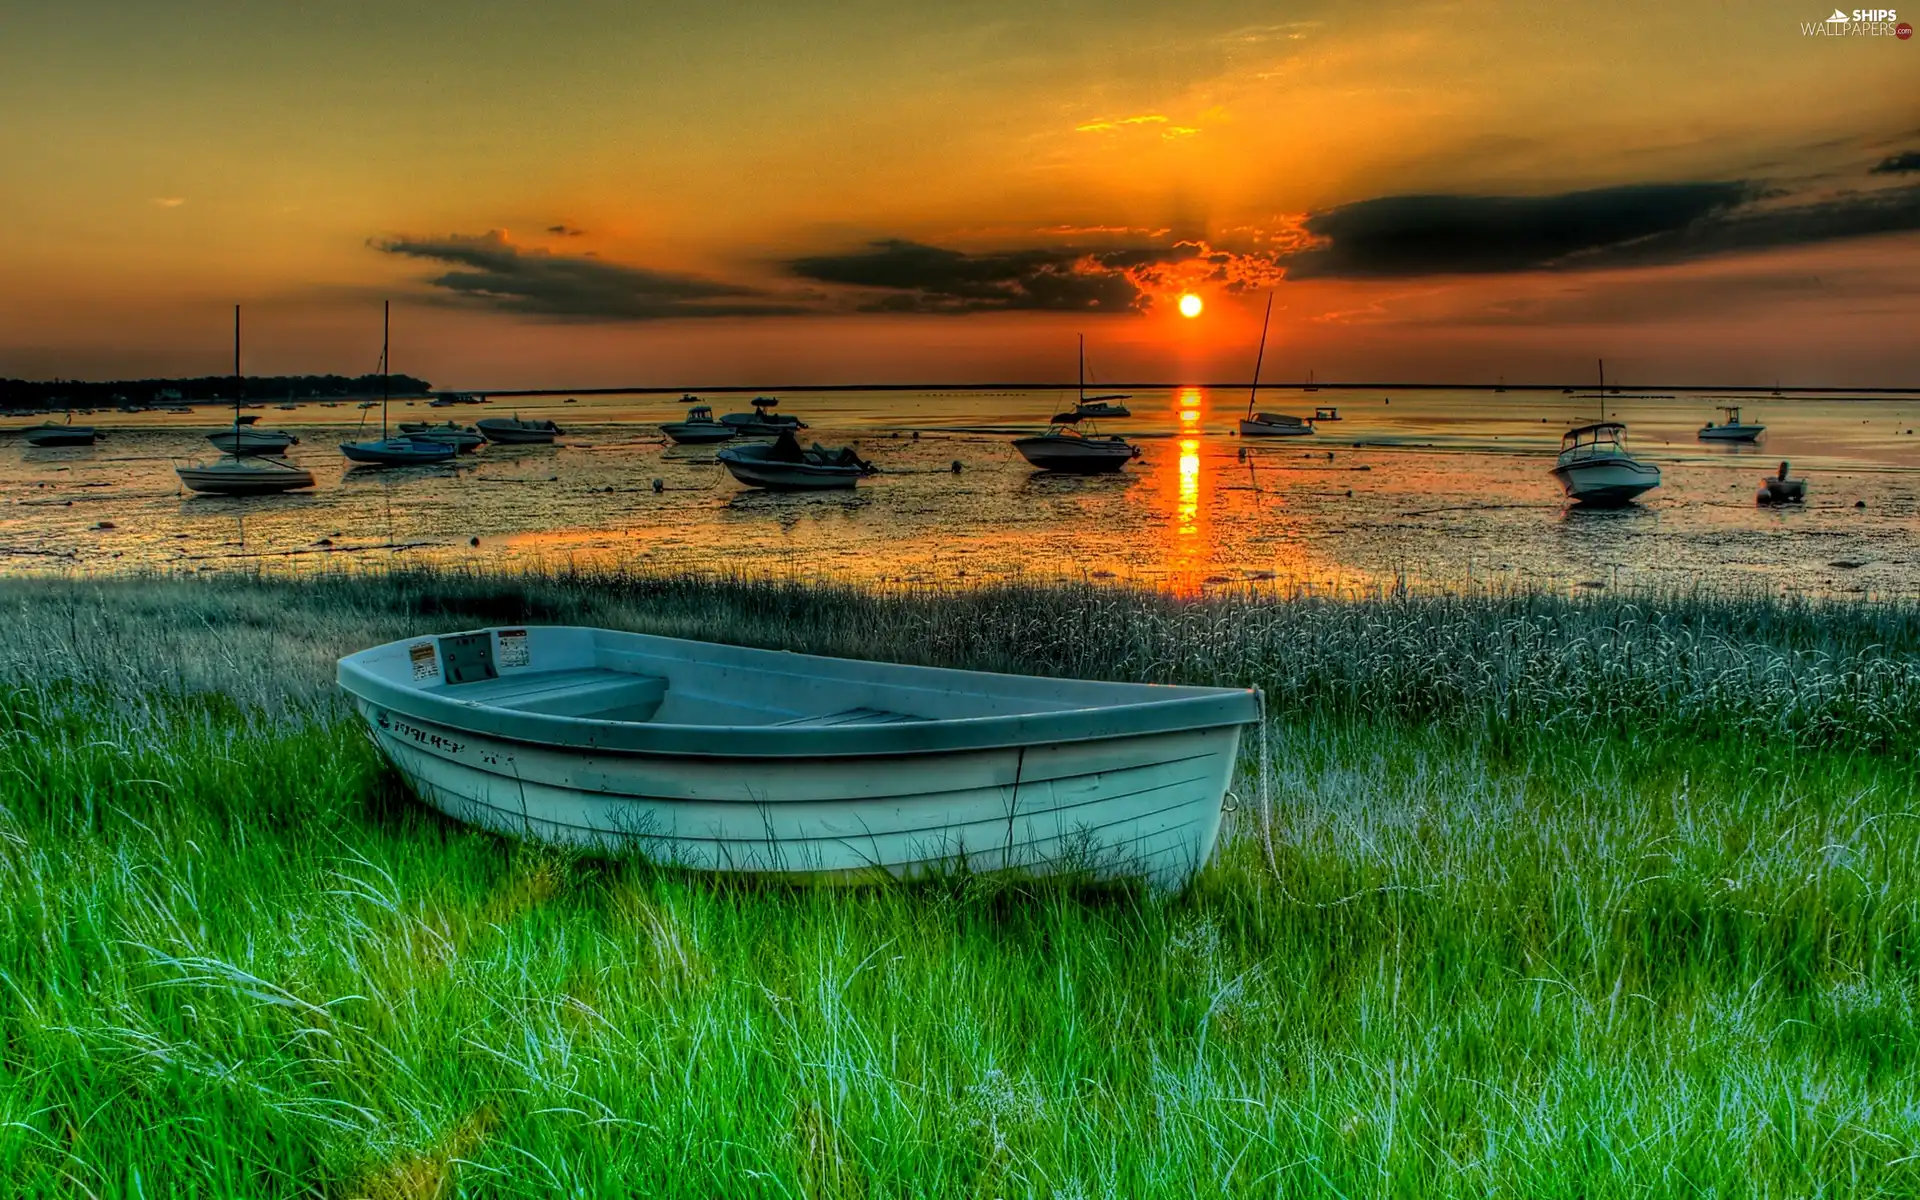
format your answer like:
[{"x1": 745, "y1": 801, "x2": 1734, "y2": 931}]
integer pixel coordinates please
[
  {"x1": 1280, "y1": 183, "x2": 1756, "y2": 279},
  {"x1": 1279, "y1": 181, "x2": 1920, "y2": 279},
  {"x1": 1871, "y1": 151, "x2": 1920, "y2": 174},
  {"x1": 785, "y1": 239, "x2": 1205, "y2": 314},
  {"x1": 546, "y1": 223, "x2": 586, "y2": 236},
  {"x1": 374, "y1": 230, "x2": 807, "y2": 320}
]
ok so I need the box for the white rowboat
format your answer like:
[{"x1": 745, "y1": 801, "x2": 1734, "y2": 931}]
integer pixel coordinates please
[{"x1": 338, "y1": 627, "x2": 1258, "y2": 888}]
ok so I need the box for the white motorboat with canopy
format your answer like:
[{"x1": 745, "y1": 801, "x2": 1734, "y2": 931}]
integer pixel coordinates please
[
  {"x1": 1550, "y1": 362, "x2": 1659, "y2": 506},
  {"x1": 338, "y1": 626, "x2": 1258, "y2": 888}
]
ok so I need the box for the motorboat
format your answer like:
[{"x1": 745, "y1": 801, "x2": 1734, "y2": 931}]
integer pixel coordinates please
[
  {"x1": 1699, "y1": 406, "x2": 1765, "y2": 443},
  {"x1": 336, "y1": 625, "x2": 1259, "y2": 888},
  {"x1": 477, "y1": 416, "x2": 562, "y2": 444},
  {"x1": 177, "y1": 455, "x2": 315, "y2": 496},
  {"x1": 661, "y1": 402, "x2": 738, "y2": 445},
  {"x1": 177, "y1": 306, "x2": 316, "y2": 496},
  {"x1": 1551, "y1": 422, "x2": 1661, "y2": 505},
  {"x1": 1013, "y1": 419, "x2": 1140, "y2": 473},
  {"x1": 717, "y1": 433, "x2": 875, "y2": 489},
  {"x1": 1313, "y1": 406, "x2": 1341, "y2": 422},
  {"x1": 24, "y1": 420, "x2": 96, "y2": 447},
  {"x1": 398, "y1": 420, "x2": 485, "y2": 452},
  {"x1": 720, "y1": 396, "x2": 807, "y2": 437},
  {"x1": 208, "y1": 428, "x2": 299, "y2": 455}
]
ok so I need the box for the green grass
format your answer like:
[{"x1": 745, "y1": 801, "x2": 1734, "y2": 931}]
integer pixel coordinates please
[{"x1": 1, "y1": 569, "x2": 1917, "y2": 1196}]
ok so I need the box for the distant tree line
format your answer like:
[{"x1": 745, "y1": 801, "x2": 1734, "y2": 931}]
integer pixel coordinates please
[{"x1": 0, "y1": 374, "x2": 435, "y2": 410}]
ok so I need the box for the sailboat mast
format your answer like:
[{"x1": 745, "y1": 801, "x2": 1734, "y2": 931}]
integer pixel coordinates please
[
  {"x1": 1248, "y1": 293, "x2": 1273, "y2": 419},
  {"x1": 381, "y1": 300, "x2": 390, "y2": 441},
  {"x1": 1597, "y1": 358, "x2": 1605, "y2": 423},
  {"x1": 233, "y1": 304, "x2": 242, "y2": 438},
  {"x1": 1077, "y1": 333, "x2": 1084, "y2": 406}
]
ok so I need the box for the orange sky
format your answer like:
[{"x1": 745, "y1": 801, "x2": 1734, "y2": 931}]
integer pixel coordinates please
[{"x1": 1, "y1": 1, "x2": 1915, "y2": 387}]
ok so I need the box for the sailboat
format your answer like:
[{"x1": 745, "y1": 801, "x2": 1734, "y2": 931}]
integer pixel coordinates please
[
  {"x1": 1550, "y1": 359, "x2": 1660, "y2": 506},
  {"x1": 340, "y1": 302, "x2": 456, "y2": 466},
  {"x1": 1239, "y1": 297, "x2": 1314, "y2": 438},
  {"x1": 176, "y1": 307, "x2": 316, "y2": 495},
  {"x1": 1303, "y1": 368, "x2": 1319, "y2": 393},
  {"x1": 1012, "y1": 335, "x2": 1140, "y2": 473}
]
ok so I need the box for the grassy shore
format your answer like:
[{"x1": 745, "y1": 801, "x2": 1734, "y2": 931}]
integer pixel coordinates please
[{"x1": 1, "y1": 569, "x2": 1917, "y2": 1197}]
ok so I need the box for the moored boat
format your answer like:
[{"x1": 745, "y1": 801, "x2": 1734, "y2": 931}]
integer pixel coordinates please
[
  {"x1": 209, "y1": 428, "x2": 298, "y2": 455},
  {"x1": 177, "y1": 306, "x2": 316, "y2": 496},
  {"x1": 337, "y1": 626, "x2": 1259, "y2": 888},
  {"x1": 661, "y1": 401, "x2": 738, "y2": 445},
  {"x1": 177, "y1": 455, "x2": 316, "y2": 495},
  {"x1": 477, "y1": 416, "x2": 561, "y2": 444},
  {"x1": 24, "y1": 421, "x2": 97, "y2": 447},
  {"x1": 1018, "y1": 335, "x2": 1141, "y2": 473},
  {"x1": 1551, "y1": 422, "x2": 1660, "y2": 505},
  {"x1": 342, "y1": 437, "x2": 456, "y2": 466},
  {"x1": 1239, "y1": 413, "x2": 1315, "y2": 437},
  {"x1": 1758, "y1": 460, "x2": 1806, "y2": 505},
  {"x1": 717, "y1": 433, "x2": 875, "y2": 489},
  {"x1": 1699, "y1": 405, "x2": 1765, "y2": 443},
  {"x1": 720, "y1": 396, "x2": 807, "y2": 437},
  {"x1": 398, "y1": 420, "x2": 485, "y2": 452}
]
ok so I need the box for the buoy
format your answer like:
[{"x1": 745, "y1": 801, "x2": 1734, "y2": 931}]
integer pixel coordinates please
[
  {"x1": 1856, "y1": 500, "x2": 1867, "y2": 508},
  {"x1": 652, "y1": 477, "x2": 664, "y2": 492},
  {"x1": 951, "y1": 460, "x2": 962, "y2": 474},
  {"x1": 1237, "y1": 447, "x2": 1246, "y2": 461},
  {"x1": 93, "y1": 521, "x2": 115, "y2": 530},
  {"x1": 469, "y1": 536, "x2": 480, "y2": 546},
  {"x1": 911, "y1": 431, "x2": 920, "y2": 440}
]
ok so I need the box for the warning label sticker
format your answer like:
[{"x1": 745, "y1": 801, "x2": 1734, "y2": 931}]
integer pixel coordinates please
[
  {"x1": 497, "y1": 628, "x2": 530, "y2": 668},
  {"x1": 409, "y1": 641, "x2": 439, "y2": 681}
]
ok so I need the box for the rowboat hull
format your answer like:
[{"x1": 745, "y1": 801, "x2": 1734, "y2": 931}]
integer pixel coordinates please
[
  {"x1": 338, "y1": 626, "x2": 1258, "y2": 889},
  {"x1": 354, "y1": 700, "x2": 1238, "y2": 885}
]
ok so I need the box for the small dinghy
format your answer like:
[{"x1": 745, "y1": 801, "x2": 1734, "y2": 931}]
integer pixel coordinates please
[
  {"x1": 661, "y1": 401, "x2": 738, "y2": 445},
  {"x1": 477, "y1": 416, "x2": 561, "y2": 444},
  {"x1": 717, "y1": 431, "x2": 875, "y2": 489},
  {"x1": 1237, "y1": 296, "x2": 1315, "y2": 439},
  {"x1": 1757, "y1": 460, "x2": 1806, "y2": 505},
  {"x1": 338, "y1": 627, "x2": 1258, "y2": 887}
]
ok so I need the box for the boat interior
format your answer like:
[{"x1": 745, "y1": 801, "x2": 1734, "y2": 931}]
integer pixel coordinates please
[{"x1": 368, "y1": 627, "x2": 1211, "y2": 731}]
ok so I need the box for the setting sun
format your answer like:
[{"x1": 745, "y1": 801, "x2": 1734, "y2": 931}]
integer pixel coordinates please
[{"x1": 1178, "y1": 293, "x2": 1203, "y2": 319}]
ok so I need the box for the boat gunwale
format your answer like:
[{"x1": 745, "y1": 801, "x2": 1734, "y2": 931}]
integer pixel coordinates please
[{"x1": 339, "y1": 626, "x2": 1259, "y2": 759}]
